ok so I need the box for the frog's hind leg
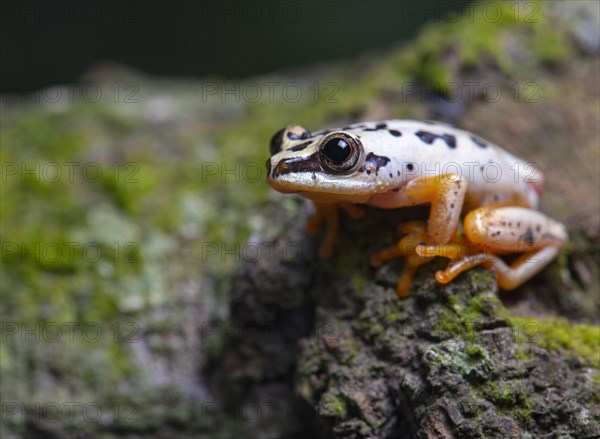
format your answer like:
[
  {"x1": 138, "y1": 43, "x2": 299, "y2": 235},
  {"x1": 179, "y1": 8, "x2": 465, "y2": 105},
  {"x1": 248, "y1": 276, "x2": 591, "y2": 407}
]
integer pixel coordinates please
[
  {"x1": 432, "y1": 247, "x2": 562, "y2": 290},
  {"x1": 369, "y1": 221, "x2": 433, "y2": 297},
  {"x1": 486, "y1": 246, "x2": 562, "y2": 290},
  {"x1": 417, "y1": 206, "x2": 568, "y2": 290}
]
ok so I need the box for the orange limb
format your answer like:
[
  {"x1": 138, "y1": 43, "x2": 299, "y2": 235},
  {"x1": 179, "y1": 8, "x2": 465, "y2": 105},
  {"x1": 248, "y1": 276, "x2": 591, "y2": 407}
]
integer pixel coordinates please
[
  {"x1": 396, "y1": 254, "x2": 433, "y2": 298},
  {"x1": 306, "y1": 204, "x2": 325, "y2": 235},
  {"x1": 369, "y1": 173, "x2": 467, "y2": 298},
  {"x1": 416, "y1": 242, "x2": 475, "y2": 260},
  {"x1": 491, "y1": 247, "x2": 561, "y2": 290},
  {"x1": 403, "y1": 173, "x2": 467, "y2": 244},
  {"x1": 424, "y1": 205, "x2": 567, "y2": 289},
  {"x1": 307, "y1": 203, "x2": 366, "y2": 259},
  {"x1": 434, "y1": 253, "x2": 491, "y2": 284},
  {"x1": 433, "y1": 247, "x2": 561, "y2": 290},
  {"x1": 367, "y1": 173, "x2": 467, "y2": 245},
  {"x1": 339, "y1": 203, "x2": 366, "y2": 219},
  {"x1": 370, "y1": 221, "x2": 432, "y2": 297},
  {"x1": 307, "y1": 202, "x2": 340, "y2": 259},
  {"x1": 370, "y1": 221, "x2": 428, "y2": 266}
]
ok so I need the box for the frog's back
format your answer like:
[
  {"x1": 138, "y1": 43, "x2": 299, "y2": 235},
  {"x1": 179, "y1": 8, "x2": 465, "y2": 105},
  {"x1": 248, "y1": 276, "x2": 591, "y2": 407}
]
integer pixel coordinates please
[{"x1": 321, "y1": 120, "x2": 541, "y2": 208}]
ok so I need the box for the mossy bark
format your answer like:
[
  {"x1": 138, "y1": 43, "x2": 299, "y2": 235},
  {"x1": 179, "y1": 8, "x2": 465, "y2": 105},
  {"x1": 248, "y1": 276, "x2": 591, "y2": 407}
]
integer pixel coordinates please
[
  {"x1": 2, "y1": 1, "x2": 599, "y2": 438},
  {"x1": 220, "y1": 201, "x2": 599, "y2": 438}
]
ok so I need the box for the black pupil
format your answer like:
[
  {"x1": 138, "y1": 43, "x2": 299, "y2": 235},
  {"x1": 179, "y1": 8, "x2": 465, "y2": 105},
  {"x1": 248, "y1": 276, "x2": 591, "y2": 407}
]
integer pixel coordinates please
[{"x1": 323, "y1": 138, "x2": 351, "y2": 163}]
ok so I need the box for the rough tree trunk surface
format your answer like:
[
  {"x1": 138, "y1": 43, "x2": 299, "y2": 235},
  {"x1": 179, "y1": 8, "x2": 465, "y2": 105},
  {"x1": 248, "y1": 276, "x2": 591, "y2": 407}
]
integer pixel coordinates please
[{"x1": 224, "y1": 200, "x2": 599, "y2": 438}]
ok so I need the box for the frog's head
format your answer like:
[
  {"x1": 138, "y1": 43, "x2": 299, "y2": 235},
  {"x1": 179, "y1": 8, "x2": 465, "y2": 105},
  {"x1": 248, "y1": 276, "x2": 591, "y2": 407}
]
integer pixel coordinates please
[{"x1": 266, "y1": 124, "x2": 379, "y2": 203}]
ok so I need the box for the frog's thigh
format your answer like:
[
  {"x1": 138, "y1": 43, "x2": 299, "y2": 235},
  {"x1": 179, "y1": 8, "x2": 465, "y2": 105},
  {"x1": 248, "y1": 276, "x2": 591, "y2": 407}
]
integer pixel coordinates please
[
  {"x1": 369, "y1": 174, "x2": 467, "y2": 245},
  {"x1": 463, "y1": 206, "x2": 568, "y2": 253}
]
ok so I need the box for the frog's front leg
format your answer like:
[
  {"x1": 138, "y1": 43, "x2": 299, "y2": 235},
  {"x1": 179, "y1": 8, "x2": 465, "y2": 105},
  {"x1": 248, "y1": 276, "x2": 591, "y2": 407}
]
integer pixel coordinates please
[
  {"x1": 369, "y1": 221, "x2": 433, "y2": 297},
  {"x1": 368, "y1": 173, "x2": 467, "y2": 244},
  {"x1": 307, "y1": 202, "x2": 366, "y2": 258},
  {"x1": 369, "y1": 173, "x2": 467, "y2": 297},
  {"x1": 307, "y1": 202, "x2": 340, "y2": 259},
  {"x1": 416, "y1": 206, "x2": 568, "y2": 290},
  {"x1": 339, "y1": 203, "x2": 366, "y2": 219}
]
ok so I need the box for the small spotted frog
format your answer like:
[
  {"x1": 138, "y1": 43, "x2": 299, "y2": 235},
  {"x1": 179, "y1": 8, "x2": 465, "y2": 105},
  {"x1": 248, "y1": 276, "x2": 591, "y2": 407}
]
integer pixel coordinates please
[{"x1": 266, "y1": 120, "x2": 567, "y2": 297}]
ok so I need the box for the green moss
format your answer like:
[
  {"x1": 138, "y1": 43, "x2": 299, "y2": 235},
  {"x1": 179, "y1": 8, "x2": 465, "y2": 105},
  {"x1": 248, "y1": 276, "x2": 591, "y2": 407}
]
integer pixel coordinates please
[
  {"x1": 485, "y1": 382, "x2": 516, "y2": 406},
  {"x1": 350, "y1": 273, "x2": 369, "y2": 292},
  {"x1": 320, "y1": 392, "x2": 347, "y2": 419},
  {"x1": 481, "y1": 381, "x2": 531, "y2": 417},
  {"x1": 515, "y1": 347, "x2": 531, "y2": 361},
  {"x1": 510, "y1": 317, "x2": 600, "y2": 369},
  {"x1": 437, "y1": 279, "x2": 502, "y2": 341},
  {"x1": 375, "y1": 0, "x2": 570, "y2": 96},
  {"x1": 424, "y1": 339, "x2": 491, "y2": 379},
  {"x1": 513, "y1": 407, "x2": 532, "y2": 424},
  {"x1": 465, "y1": 342, "x2": 487, "y2": 362},
  {"x1": 469, "y1": 269, "x2": 496, "y2": 285}
]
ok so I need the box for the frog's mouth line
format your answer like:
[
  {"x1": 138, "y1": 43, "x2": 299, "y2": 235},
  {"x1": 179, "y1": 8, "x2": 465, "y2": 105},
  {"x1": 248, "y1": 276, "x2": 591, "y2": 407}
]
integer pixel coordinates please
[
  {"x1": 266, "y1": 179, "x2": 299, "y2": 194},
  {"x1": 267, "y1": 173, "x2": 374, "y2": 203},
  {"x1": 296, "y1": 190, "x2": 373, "y2": 204}
]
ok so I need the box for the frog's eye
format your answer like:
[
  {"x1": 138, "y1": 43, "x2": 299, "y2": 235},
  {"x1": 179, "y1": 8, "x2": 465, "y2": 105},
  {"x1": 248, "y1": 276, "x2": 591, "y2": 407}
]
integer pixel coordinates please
[
  {"x1": 319, "y1": 132, "x2": 363, "y2": 174},
  {"x1": 269, "y1": 128, "x2": 285, "y2": 156}
]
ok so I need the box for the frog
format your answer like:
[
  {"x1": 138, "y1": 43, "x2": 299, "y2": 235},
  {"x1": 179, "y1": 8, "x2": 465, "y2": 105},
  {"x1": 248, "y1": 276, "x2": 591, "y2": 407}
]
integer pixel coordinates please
[{"x1": 265, "y1": 120, "x2": 567, "y2": 297}]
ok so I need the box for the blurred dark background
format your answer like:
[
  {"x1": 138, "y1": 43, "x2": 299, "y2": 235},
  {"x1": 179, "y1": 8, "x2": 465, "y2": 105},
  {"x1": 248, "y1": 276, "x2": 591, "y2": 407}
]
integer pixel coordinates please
[{"x1": 1, "y1": 0, "x2": 471, "y2": 93}]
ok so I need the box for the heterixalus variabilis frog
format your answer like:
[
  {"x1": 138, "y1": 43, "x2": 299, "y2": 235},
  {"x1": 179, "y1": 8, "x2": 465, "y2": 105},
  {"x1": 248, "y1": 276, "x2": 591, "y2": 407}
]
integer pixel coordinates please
[{"x1": 266, "y1": 120, "x2": 567, "y2": 297}]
